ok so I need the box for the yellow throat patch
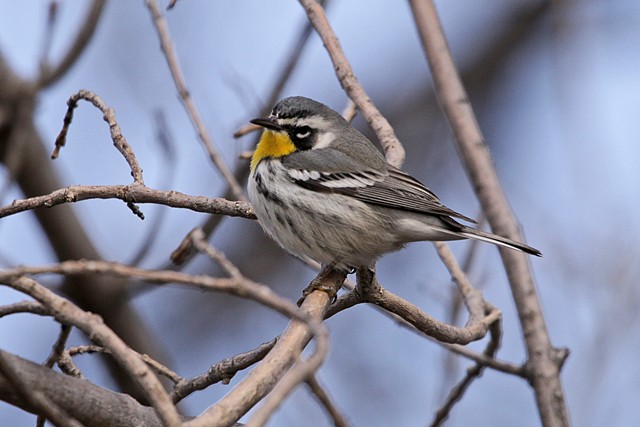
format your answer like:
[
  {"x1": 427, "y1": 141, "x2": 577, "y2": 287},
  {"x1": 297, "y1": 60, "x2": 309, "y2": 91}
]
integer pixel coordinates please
[{"x1": 250, "y1": 130, "x2": 296, "y2": 172}]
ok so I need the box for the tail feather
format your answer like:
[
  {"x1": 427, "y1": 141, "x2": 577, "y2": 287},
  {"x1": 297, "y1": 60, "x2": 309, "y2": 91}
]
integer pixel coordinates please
[{"x1": 458, "y1": 226, "x2": 542, "y2": 257}]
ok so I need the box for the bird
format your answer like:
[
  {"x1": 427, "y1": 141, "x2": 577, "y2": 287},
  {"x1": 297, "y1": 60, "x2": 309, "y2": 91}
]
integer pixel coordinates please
[{"x1": 247, "y1": 96, "x2": 541, "y2": 272}]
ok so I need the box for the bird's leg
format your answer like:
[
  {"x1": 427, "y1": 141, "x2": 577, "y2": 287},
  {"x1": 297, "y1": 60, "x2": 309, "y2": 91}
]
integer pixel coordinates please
[{"x1": 298, "y1": 263, "x2": 347, "y2": 306}]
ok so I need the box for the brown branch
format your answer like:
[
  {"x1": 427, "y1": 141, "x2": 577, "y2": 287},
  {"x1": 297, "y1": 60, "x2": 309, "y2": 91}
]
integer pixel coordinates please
[
  {"x1": 431, "y1": 318, "x2": 502, "y2": 426},
  {"x1": 43, "y1": 324, "x2": 72, "y2": 369},
  {"x1": 409, "y1": 1, "x2": 569, "y2": 426},
  {"x1": 0, "y1": 38, "x2": 170, "y2": 405},
  {"x1": 306, "y1": 375, "x2": 351, "y2": 427},
  {"x1": 5, "y1": 276, "x2": 182, "y2": 427},
  {"x1": 433, "y1": 242, "x2": 487, "y2": 326},
  {"x1": 0, "y1": 184, "x2": 254, "y2": 220},
  {"x1": 171, "y1": 338, "x2": 277, "y2": 403},
  {"x1": 144, "y1": 0, "x2": 246, "y2": 201},
  {"x1": 57, "y1": 345, "x2": 105, "y2": 379},
  {"x1": 354, "y1": 268, "x2": 499, "y2": 345},
  {"x1": 0, "y1": 349, "x2": 185, "y2": 426},
  {"x1": 0, "y1": 300, "x2": 48, "y2": 317},
  {"x1": 297, "y1": 0, "x2": 406, "y2": 167},
  {"x1": 0, "y1": 351, "x2": 83, "y2": 427},
  {"x1": 52, "y1": 89, "x2": 144, "y2": 186}
]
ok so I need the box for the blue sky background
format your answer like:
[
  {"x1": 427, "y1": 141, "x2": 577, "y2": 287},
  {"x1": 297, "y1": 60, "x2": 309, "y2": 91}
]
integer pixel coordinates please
[{"x1": 1, "y1": 1, "x2": 639, "y2": 425}]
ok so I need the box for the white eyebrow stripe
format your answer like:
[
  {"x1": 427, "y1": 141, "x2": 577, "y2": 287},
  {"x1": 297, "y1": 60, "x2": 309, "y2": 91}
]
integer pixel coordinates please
[
  {"x1": 294, "y1": 116, "x2": 332, "y2": 131},
  {"x1": 277, "y1": 117, "x2": 297, "y2": 126}
]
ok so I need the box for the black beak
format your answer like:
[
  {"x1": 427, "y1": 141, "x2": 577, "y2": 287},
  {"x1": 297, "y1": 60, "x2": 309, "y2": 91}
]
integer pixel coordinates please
[{"x1": 250, "y1": 117, "x2": 282, "y2": 131}]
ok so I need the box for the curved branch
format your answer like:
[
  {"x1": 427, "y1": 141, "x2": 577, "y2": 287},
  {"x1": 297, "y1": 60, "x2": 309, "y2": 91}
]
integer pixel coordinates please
[
  {"x1": 52, "y1": 90, "x2": 144, "y2": 185},
  {"x1": 297, "y1": 0, "x2": 405, "y2": 167}
]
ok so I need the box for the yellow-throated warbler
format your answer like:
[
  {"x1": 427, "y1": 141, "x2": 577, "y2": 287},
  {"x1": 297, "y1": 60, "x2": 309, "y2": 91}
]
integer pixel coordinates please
[{"x1": 248, "y1": 96, "x2": 541, "y2": 271}]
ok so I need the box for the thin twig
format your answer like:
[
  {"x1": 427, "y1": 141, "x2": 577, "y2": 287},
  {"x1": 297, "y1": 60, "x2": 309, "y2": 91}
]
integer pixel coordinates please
[
  {"x1": 171, "y1": 339, "x2": 277, "y2": 403},
  {"x1": 306, "y1": 375, "x2": 351, "y2": 427},
  {"x1": 145, "y1": 0, "x2": 246, "y2": 201},
  {"x1": 341, "y1": 98, "x2": 357, "y2": 123},
  {"x1": 58, "y1": 345, "x2": 106, "y2": 378},
  {"x1": 127, "y1": 111, "x2": 177, "y2": 265},
  {"x1": 1, "y1": 259, "x2": 304, "y2": 324},
  {"x1": 327, "y1": 278, "x2": 523, "y2": 377},
  {"x1": 0, "y1": 300, "x2": 48, "y2": 317},
  {"x1": 433, "y1": 242, "x2": 487, "y2": 326},
  {"x1": 174, "y1": 228, "x2": 244, "y2": 280},
  {"x1": 431, "y1": 315, "x2": 502, "y2": 426},
  {"x1": 298, "y1": 0, "x2": 405, "y2": 167},
  {"x1": 440, "y1": 236, "x2": 482, "y2": 399},
  {"x1": 43, "y1": 324, "x2": 72, "y2": 369},
  {"x1": 52, "y1": 90, "x2": 145, "y2": 187}
]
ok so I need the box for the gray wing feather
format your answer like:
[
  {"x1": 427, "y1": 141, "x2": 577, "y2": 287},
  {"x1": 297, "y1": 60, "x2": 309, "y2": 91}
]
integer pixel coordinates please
[{"x1": 286, "y1": 156, "x2": 476, "y2": 223}]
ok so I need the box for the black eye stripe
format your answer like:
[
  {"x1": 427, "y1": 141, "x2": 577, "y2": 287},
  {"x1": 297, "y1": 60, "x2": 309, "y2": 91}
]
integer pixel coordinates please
[
  {"x1": 287, "y1": 125, "x2": 315, "y2": 151},
  {"x1": 295, "y1": 126, "x2": 312, "y2": 138}
]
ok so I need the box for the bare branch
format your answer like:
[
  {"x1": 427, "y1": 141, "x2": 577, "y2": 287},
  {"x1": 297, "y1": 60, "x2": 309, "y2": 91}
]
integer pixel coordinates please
[
  {"x1": 53, "y1": 90, "x2": 145, "y2": 187},
  {"x1": 0, "y1": 351, "x2": 83, "y2": 427},
  {"x1": 306, "y1": 375, "x2": 351, "y2": 427},
  {"x1": 145, "y1": 0, "x2": 246, "y2": 201},
  {"x1": 408, "y1": 1, "x2": 568, "y2": 425},
  {"x1": 0, "y1": 349, "x2": 182, "y2": 426},
  {"x1": 43, "y1": 324, "x2": 72, "y2": 369},
  {"x1": 297, "y1": 0, "x2": 405, "y2": 167},
  {"x1": 171, "y1": 339, "x2": 276, "y2": 404},
  {"x1": 0, "y1": 300, "x2": 48, "y2": 317},
  {"x1": 433, "y1": 242, "x2": 486, "y2": 326},
  {"x1": 1, "y1": 260, "x2": 302, "y2": 323},
  {"x1": 431, "y1": 319, "x2": 502, "y2": 426},
  {"x1": 354, "y1": 268, "x2": 499, "y2": 345},
  {"x1": 0, "y1": 184, "x2": 254, "y2": 221}
]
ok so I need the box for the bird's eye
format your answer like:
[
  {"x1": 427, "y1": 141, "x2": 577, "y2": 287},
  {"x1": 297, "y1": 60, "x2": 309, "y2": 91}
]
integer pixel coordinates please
[{"x1": 295, "y1": 126, "x2": 312, "y2": 139}]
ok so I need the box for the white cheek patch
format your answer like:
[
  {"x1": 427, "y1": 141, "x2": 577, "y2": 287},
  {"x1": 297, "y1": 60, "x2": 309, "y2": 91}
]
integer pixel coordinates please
[
  {"x1": 288, "y1": 169, "x2": 321, "y2": 181},
  {"x1": 312, "y1": 131, "x2": 335, "y2": 149}
]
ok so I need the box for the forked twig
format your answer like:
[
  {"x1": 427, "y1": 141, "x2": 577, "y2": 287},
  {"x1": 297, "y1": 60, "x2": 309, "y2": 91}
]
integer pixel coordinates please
[
  {"x1": 53, "y1": 90, "x2": 144, "y2": 185},
  {"x1": 145, "y1": 0, "x2": 246, "y2": 202}
]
